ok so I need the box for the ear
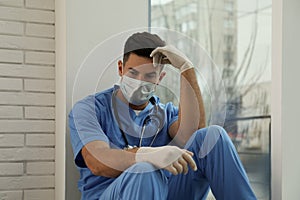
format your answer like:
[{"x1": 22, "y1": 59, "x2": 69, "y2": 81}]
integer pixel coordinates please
[
  {"x1": 157, "y1": 71, "x2": 166, "y2": 84},
  {"x1": 118, "y1": 60, "x2": 123, "y2": 76}
]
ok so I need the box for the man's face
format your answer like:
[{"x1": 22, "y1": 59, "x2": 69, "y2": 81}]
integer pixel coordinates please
[{"x1": 118, "y1": 53, "x2": 165, "y2": 84}]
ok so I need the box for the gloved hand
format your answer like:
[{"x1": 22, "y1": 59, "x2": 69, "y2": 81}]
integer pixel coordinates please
[
  {"x1": 135, "y1": 146, "x2": 197, "y2": 175},
  {"x1": 150, "y1": 45, "x2": 194, "y2": 73}
]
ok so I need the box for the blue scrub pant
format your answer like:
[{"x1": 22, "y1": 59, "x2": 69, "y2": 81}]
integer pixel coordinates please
[{"x1": 100, "y1": 125, "x2": 257, "y2": 200}]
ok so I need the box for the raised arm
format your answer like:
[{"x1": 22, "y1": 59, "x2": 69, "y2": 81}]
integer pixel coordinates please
[
  {"x1": 170, "y1": 68, "x2": 206, "y2": 145},
  {"x1": 151, "y1": 45, "x2": 206, "y2": 146}
]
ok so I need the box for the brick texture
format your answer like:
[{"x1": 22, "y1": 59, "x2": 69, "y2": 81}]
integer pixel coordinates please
[
  {"x1": 0, "y1": 148, "x2": 55, "y2": 161},
  {"x1": 0, "y1": 1, "x2": 56, "y2": 198},
  {"x1": 0, "y1": 7, "x2": 54, "y2": 23},
  {"x1": 26, "y1": 162, "x2": 55, "y2": 175},
  {"x1": 24, "y1": 189, "x2": 54, "y2": 200},
  {"x1": 0, "y1": 176, "x2": 54, "y2": 190},
  {"x1": 0, "y1": 77, "x2": 23, "y2": 91},
  {"x1": 24, "y1": 79, "x2": 55, "y2": 92},
  {"x1": 0, "y1": 106, "x2": 23, "y2": 119},
  {"x1": 25, "y1": 51, "x2": 55, "y2": 65},
  {"x1": 0, "y1": 92, "x2": 55, "y2": 106},
  {"x1": 0, "y1": 20, "x2": 24, "y2": 35},
  {"x1": 0, "y1": 191, "x2": 23, "y2": 200},
  {"x1": 0, "y1": 64, "x2": 55, "y2": 78},
  {"x1": 0, "y1": 163, "x2": 23, "y2": 175},
  {"x1": 0, "y1": 35, "x2": 55, "y2": 51},
  {"x1": 0, "y1": 134, "x2": 24, "y2": 147},
  {"x1": 0, "y1": 0, "x2": 23, "y2": 7},
  {"x1": 25, "y1": 0, "x2": 55, "y2": 10},
  {"x1": 25, "y1": 106, "x2": 55, "y2": 119},
  {"x1": 26, "y1": 134, "x2": 55, "y2": 146},
  {"x1": 26, "y1": 23, "x2": 55, "y2": 38},
  {"x1": 0, "y1": 49, "x2": 23, "y2": 63}
]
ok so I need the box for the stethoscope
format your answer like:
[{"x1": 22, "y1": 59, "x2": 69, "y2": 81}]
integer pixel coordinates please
[{"x1": 112, "y1": 89, "x2": 165, "y2": 149}]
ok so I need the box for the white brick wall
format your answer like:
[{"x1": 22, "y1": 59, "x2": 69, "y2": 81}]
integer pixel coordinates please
[
  {"x1": 25, "y1": 0, "x2": 55, "y2": 10},
  {"x1": 0, "y1": 191, "x2": 23, "y2": 200},
  {"x1": 25, "y1": 106, "x2": 55, "y2": 119},
  {"x1": 0, "y1": 49, "x2": 23, "y2": 63},
  {"x1": 26, "y1": 23, "x2": 55, "y2": 38},
  {"x1": 0, "y1": 20, "x2": 24, "y2": 35},
  {"x1": 0, "y1": 1, "x2": 55, "y2": 199},
  {"x1": 26, "y1": 162, "x2": 54, "y2": 175},
  {"x1": 0, "y1": 64, "x2": 55, "y2": 78},
  {"x1": 0, "y1": 134, "x2": 24, "y2": 147},
  {"x1": 24, "y1": 189, "x2": 55, "y2": 200},
  {"x1": 25, "y1": 51, "x2": 55, "y2": 65},
  {"x1": 0, "y1": 0, "x2": 24, "y2": 7},
  {"x1": 0, "y1": 163, "x2": 23, "y2": 175},
  {"x1": 0, "y1": 77, "x2": 23, "y2": 91},
  {"x1": 0, "y1": 106, "x2": 23, "y2": 118},
  {"x1": 0, "y1": 7, "x2": 54, "y2": 23},
  {"x1": 24, "y1": 79, "x2": 55, "y2": 92}
]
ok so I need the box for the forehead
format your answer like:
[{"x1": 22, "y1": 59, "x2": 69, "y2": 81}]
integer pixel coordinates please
[{"x1": 124, "y1": 53, "x2": 162, "y2": 73}]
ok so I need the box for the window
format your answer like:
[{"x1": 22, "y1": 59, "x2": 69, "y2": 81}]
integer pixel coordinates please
[
  {"x1": 180, "y1": 21, "x2": 196, "y2": 32},
  {"x1": 151, "y1": 0, "x2": 272, "y2": 199},
  {"x1": 224, "y1": 18, "x2": 235, "y2": 29},
  {"x1": 176, "y1": 3, "x2": 197, "y2": 19},
  {"x1": 152, "y1": 17, "x2": 166, "y2": 27},
  {"x1": 224, "y1": 51, "x2": 234, "y2": 66},
  {"x1": 224, "y1": 34, "x2": 234, "y2": 45},
  {"x1": 225, "y1": 1, "x2": 234, "y2": 12}
]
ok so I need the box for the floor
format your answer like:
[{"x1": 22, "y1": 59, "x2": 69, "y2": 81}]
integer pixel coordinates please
[
  {"x1": 206, "y1": 153, "x2": 270, "y2": 200},
  {"x1": 240, "y1": 153, "x2": 270, "y2": 200}
]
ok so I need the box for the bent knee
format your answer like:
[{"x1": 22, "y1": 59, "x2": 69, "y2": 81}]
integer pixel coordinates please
[
  {"x1": 201, "y1": 125, "x2": 230, "y2": 141},
  {"x1": 127, "y1": 162, "x2": 157, "y2": 174},
  {"x1": 125, "y1": 162, "x2": 167, "y2": 185},
  {"x1": 196, "y1": 125, "x2": 234, "y2": 158},
  {"x1": 204, "y1": 125, "x2": 235, "y2": 147},
  {"x1": 185, "y1": 125, "x2": 226, "y2": 148}
]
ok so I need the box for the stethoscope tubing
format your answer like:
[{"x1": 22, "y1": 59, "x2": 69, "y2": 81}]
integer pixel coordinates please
[{"x1": 111, "y1": 89, "x2": 165, "y2": 149}]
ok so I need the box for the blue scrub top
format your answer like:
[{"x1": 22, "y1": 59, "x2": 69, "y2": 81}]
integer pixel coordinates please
[{"x1": 68, "y1": 85, "x2": 179, "y2": 199}]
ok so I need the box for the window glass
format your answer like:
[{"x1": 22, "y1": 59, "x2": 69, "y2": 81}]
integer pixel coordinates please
[{"x1": 151, "y1": 0, "x2": 271, "y2": 199}]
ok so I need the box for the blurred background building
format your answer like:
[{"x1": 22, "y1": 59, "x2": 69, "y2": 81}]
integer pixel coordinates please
[{"x1": 151, "y1": 0, "x2": 271, "y2": 199}]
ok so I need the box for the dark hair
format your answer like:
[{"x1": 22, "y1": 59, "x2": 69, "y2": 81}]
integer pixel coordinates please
[{"x1": 123, "y1": 32, "x2": 166, "y2": 64}]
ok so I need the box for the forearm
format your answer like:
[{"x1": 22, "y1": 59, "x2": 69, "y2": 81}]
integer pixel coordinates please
[
  {"x1": 171, "y1": 68, "x2": 206, "y2": 146},
  {"x1": 82, "y1": 141, "x2": 138, "y2": 178},
  {"x1": 180, "y1": 68, "x2": 206, "y2": 128}
]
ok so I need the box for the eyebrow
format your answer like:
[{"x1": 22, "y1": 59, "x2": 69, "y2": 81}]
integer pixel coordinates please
[
  {"x1": 129, "y1": 68, "x2": 138, "y2": 73},
  {"x1": 129, "y1": 68, "x2": 157, "y2": 76}
]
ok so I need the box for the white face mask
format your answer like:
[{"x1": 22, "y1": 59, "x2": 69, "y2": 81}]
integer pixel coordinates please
[{"x1": 120, "y1": 75, "x2": 156, "y2": 105}]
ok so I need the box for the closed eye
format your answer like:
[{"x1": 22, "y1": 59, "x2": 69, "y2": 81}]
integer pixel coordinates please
[
  {"x1": 145, "y1": 73, "x2": 157, "y2": 79},
  {"x1": 128, "y1": 69, "x2": 138, "y2": 76}
]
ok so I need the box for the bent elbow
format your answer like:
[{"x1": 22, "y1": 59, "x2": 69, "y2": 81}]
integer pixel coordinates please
[
  {"x1": 89, "y1": 165, "x2": 121, "y2": 178},
  {"x1": 89, "y1": 166, "x2": 103, "y2": 176}
]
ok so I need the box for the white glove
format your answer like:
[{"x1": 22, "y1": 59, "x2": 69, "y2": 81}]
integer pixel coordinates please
[
  {"x1": 150, "y1": 45, "x2": 194, "y2": 73},
  {"x1": 135, "y1": 146, "x2": 197, "y2": 175}
]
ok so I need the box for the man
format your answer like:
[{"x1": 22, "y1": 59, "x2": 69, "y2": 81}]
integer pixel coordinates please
[{"x1": 69, "y1": 32, "x2": 257, "y2": 199}]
